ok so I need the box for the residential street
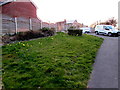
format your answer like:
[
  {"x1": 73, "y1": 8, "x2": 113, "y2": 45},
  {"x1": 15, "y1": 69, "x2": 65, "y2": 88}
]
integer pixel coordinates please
[{"x1": 88, "y1": 33, "x2": 119, "y2": 88}]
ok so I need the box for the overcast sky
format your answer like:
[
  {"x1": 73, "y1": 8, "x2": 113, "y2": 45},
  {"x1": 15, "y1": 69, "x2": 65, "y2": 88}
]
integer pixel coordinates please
[{"x1": 32, "y1": 0, "x2": 119, "y2": 26}]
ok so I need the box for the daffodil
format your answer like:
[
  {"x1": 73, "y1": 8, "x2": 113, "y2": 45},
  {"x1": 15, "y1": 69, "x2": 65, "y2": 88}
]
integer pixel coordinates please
[{"x1": 23, "y1": 44, "x2": 25, "y2": 46}]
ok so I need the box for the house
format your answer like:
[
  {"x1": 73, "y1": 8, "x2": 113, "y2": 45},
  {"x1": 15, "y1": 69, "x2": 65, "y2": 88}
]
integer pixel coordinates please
[
  {"x1": 0, "y1": 0, "x2": 41, "y2": 34},
  {"x1": 55, "y1": 19, "x2": 85, "y2": 31},
  {"x1": 49, "y1": 23, "x2": 57, "y2": 30},
  {"x1": 42, "y1": 22, "x2": 50, "y2": 29},
  {"x1": 66, "y1": 20, "x2": 84, "y2": 30},
  {"x1": 56, "y1": 19, "x2": 66, "y2": 31}
]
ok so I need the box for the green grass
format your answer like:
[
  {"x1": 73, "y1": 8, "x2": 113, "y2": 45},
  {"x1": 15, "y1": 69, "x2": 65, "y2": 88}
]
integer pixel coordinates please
[{"x1": 2, "y1": 32, "x2": 103, "y2": 88}]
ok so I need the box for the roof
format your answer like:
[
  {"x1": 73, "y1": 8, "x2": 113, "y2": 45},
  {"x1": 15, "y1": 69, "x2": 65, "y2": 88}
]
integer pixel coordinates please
[
  {"x1": 0, "y1": 0, "x2": 37, "y2": 8},
  {"x1": 56, "y1": 20, "x2": 66, "y2": 24},
  {"x1": 0, "y1": 0, "x2": 13, "y2": 6},
  {"x1": 66, "y1": 20, "x2": 77, "y2": 24}
]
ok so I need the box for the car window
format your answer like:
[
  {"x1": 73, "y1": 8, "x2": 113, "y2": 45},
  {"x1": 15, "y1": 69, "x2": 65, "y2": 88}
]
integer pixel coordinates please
[
  {"x1": 103, "y1": 26, "x2": 113, "y2": 30},
  {"x1": 96, "y1": 26, "x2": 100, "y2": 29},
  {"x1": 103, "y1": 26, "x2": 106, "y2": 29},
  {"x1": 107, "y1": 26, "x2": 113, "y2": 29}
]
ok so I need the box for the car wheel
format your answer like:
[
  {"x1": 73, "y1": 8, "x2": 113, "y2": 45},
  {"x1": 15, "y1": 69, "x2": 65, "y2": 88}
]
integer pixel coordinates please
[
  {"x1": 117, "y1": 32, "x2": 120, "y2": 36},
  {"x1": 95, "y1": 31, "x2": 99, "y2": 35},
  {"x1": 108, "y1": 32, "x2": 112, "y2": 37}
]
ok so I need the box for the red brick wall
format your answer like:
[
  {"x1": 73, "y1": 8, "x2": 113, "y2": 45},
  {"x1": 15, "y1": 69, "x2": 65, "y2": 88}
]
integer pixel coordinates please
[{"x1": 2, "y1": 2, "x2": 37, "y2": 18}]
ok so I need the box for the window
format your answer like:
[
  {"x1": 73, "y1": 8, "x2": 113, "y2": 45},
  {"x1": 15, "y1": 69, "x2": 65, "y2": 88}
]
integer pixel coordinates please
[
  {"x1": 103, "y1": 26, "x2": 113, "y2": 30},
  {"x1": 96, "y1": 26, "x2": 101, "y2": 29}
]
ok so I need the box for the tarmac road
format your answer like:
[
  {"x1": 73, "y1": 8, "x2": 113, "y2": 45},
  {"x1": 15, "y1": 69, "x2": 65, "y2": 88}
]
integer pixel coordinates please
[{"x1": 87, "y1": 33, "x2": 119, "y2": 88}]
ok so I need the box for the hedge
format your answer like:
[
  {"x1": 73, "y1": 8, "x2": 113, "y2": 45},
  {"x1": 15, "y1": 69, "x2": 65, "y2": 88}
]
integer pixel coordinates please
[{"x1": 68, "y1": 29, "x2": 82, "y2": 36}]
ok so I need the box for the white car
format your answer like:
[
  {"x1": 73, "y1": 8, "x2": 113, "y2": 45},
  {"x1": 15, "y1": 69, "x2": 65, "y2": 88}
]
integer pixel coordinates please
[
  {"x1": 80, "y1": 27, "x2": 91, "y2": 33},
  {"x1": 95, "y1": 25, "x2": 120, "y2": 36}
]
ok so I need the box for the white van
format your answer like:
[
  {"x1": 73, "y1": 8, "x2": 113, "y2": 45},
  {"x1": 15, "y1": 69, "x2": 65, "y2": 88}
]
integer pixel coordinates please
[
  {"x1": 95, "y1": 25, "x2": 120, "y2": 36},
  {"x1": 80, "y1": 27, "x2": 91, "y2": 33}
]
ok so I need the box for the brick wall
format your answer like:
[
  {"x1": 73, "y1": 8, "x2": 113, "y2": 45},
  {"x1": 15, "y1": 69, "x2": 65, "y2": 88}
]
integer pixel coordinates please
[
  {"x1": 2, "y1": 2, "x2": 37, "y2": 18},
  {"x1": 1, "y1": 1, "x2": 41, "y2": 34}
]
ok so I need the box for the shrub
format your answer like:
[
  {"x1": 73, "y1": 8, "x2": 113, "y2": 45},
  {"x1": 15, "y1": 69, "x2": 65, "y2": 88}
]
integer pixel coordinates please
[
  {"x1": 69, "y1": 26, "x2": 76, "y2": 29},
  {"x1": 41, "y1": 27, "x2": 50, "y2": 31},
  {"x1": 15, "y1": 30, "x2": 45, "y2": 40},
  {"x1": 2, "y1": 28, "x2": 55, "y2": 44},
  {"x1": 68, "y1": 29, "x2": 82, "y2": 36},
  {"x1": 41, "y1": 27, "x2": 55, "y2": 36},
  {"x1": 2, "y1": 35, "x2": 11, "y2": 44}
]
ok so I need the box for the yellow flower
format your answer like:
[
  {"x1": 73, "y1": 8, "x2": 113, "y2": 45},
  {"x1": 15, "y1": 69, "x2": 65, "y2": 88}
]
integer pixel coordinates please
[{"x1": 23, "y1": 44, "x2": 25, "y2": 46}]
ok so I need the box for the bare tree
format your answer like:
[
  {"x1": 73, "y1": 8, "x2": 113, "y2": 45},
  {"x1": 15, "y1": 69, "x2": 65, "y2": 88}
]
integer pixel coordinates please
[{"x1": 99, "y1": 17, "x2": 117, "y2": 27}]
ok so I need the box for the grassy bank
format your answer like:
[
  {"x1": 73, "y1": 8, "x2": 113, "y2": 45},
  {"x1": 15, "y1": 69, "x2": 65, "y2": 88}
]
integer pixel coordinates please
[{"x1": 2, "y1": 32, "x2": 103, "y2": 88}]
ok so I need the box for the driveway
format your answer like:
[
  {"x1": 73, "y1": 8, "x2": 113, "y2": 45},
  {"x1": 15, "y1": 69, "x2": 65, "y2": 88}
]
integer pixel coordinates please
[{"x1": 88, "y1": 33, "x2": 119, "y2": 88}]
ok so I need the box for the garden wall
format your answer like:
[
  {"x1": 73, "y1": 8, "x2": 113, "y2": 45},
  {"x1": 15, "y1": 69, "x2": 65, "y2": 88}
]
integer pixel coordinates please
[{"x1": 2, "y1": 14, "x2": 41, "y2": 35}]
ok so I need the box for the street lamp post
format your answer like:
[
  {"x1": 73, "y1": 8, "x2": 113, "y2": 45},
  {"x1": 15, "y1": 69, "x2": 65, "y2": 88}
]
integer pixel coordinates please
[{"x1": 49, "y1": 21, "x2": 50, "y2": 29}]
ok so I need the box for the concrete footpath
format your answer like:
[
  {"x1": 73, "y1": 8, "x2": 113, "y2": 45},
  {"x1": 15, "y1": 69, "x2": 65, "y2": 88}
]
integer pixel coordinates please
[{"x1": 88, "y1": 34, "x2": 119, "y2": 88}]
